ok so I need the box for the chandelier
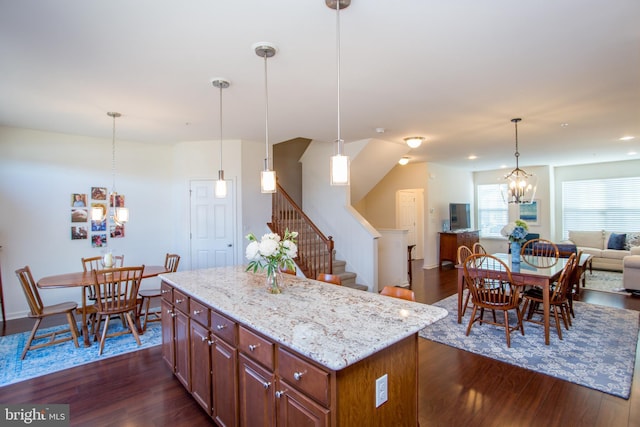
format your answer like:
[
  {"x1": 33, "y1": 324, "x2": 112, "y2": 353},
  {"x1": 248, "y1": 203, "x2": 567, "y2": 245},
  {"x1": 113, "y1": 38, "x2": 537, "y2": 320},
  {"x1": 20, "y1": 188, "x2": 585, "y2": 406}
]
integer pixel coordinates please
[
  {"x1": 502, "y1": 118, "x2": 537, "y2": 204},
  {"x1": 92, "y1": 112, "x2": 129, "y2": 225}
]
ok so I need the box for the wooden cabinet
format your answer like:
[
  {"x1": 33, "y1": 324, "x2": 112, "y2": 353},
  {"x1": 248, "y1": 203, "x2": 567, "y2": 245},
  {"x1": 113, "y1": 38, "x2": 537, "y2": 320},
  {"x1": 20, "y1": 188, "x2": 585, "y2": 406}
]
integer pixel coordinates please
[
  {"x1": 439, "y1": 230, "x2": 479, "y2": 268},
  {"x1": 161, "y1": 280, "x2": 420, "y2": 426}
]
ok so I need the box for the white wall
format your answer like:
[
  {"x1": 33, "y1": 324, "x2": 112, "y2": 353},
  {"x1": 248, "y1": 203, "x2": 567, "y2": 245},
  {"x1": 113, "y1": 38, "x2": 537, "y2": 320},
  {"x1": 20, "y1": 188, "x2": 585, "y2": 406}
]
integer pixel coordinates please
[
  {"x1": 0, "y1": 126, "x2": 268, "y2": 320},
  {"x1": 0, "y1": 127, "x2": 173, "y2": 318}
]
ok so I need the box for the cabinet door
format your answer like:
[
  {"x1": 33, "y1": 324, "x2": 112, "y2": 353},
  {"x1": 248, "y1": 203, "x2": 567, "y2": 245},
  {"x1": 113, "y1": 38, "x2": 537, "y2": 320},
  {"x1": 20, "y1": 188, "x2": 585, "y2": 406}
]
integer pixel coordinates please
[
  {"x1": 190, "y1": 320, "x2": 212, "y2": 414},
  {"x1": 161, "y1": 299, "x2": 175, "y2": 370},
  {"x1": 212, "y1": 338, "x2": 238, "y2": 427},
  {"x1": 239, "y1": 354, "x2": 275, "y2": 427},
  {"x1": 276, "y1": 379, "x2": 329, "y2": 427},
  {"x1": 175, "y1": 310, "x2": 190, "y2": 390}
]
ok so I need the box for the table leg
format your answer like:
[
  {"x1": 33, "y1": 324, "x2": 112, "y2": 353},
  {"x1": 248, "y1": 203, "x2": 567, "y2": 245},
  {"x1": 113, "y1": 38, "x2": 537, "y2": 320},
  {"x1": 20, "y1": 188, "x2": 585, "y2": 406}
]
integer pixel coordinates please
[
  {"x1": 543, "y1": 279, "x2": 550, "y2": 345},
  {"x1": 457, "y1": 268, "x2": 464, "y2": 324},
  {"x1": 81, "y1": 286, "x2": 90, "y2": 347}
]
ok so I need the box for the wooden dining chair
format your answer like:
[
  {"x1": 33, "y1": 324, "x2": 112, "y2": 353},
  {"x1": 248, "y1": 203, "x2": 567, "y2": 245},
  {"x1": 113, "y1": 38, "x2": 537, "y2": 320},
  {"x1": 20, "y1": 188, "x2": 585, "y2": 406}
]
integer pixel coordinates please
[
  {"x1": 15, "y1": 266, "x2": 80, "y2": 359},
  {"x1": 279, "y1": 265, "x2": 296, "y2": 275},
  {"x1": 522, "y1": 253, "x2": 577, "y2": 339},
  {"x1": 463, "y1": 254, "x2": 524, "y2": 348},
  {"x1": 380, "y1": 286, "x2": 416, "y2": 302},
  {"x1": 138, "y1": 253, "x2": 180, "y2": 331},
  {"x1": 316, "y1": 273, "x2": 342, "y2": 285},
  {"x1": 521, "y1": 239, "x2": 560, "y2": 268},
  {"x1": 92, "y1": 265, "x2": 145, "y2": 355},
  {"x1": 82, "y1": 254, "x2": 125, "y2": 301},
  {"x1": 457, "y1": 245, "x2": 474, "y2": 316},
  {"x1": 472, "y1": 242, "x2": 487, "y2": 254}
]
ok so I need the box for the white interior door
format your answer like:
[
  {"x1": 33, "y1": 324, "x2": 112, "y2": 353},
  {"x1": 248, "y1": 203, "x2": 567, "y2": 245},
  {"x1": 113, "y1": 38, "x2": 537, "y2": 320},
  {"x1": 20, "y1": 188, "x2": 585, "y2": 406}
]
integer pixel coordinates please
[
  {"x1": 190, "y1": 180, "x2": 235, "y2": 270},
  {"x1": 397, "y1": 189, "x2": 424, "y2": 259}
]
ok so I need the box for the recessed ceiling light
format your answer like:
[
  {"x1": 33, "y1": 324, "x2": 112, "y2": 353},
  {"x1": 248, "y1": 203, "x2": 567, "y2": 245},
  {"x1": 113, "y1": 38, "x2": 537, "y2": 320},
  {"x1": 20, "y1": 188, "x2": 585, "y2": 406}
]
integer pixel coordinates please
[
  {"x1": 620, "y1": 136, "x2": 635, "y2": 141},
  {"x1": 398, "y1": 156, "x2": 409, "y2": 165},
  {"x1": 560, "y1": 123, "x2": 569, "y2": 127},
  {"x1": 468, "y1": 155, "x2": 477, "y2": 160}
]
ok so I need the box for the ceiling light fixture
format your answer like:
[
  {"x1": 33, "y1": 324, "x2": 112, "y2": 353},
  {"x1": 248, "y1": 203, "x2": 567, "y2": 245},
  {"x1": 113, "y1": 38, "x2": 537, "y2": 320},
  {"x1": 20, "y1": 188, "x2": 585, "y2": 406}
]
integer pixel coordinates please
[
  {"x1": 398, "y1": 157, "x2": 409, "y2": 166},
  {"x1": 619, "y1": 136, "x2": 635, "y2": 141},
  {"x1": 212, "y1": 78, "x2": 230, "y2": 198},
  {"x1": 254, "y1": 42, "x2": 277, "y2": 193},
  {"x1": 92, "y1": 112, "x2": 129, "y2": 225},
  {"x1": 328, "y1": 0, "x2": 350, "y2": 186},
  {"x1": 502, "y1": 118, "x2": 537, "y2": 204},
  {"x1": 404, "y1": 136, "x2": 424, "y2": 149}
]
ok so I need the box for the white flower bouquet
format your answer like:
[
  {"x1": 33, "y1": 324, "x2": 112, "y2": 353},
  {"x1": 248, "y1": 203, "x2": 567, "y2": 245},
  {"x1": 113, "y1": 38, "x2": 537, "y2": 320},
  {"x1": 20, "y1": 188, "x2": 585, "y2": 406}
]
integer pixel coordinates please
[
  {"x1": 500, "y1": 220, "x2": 529, "y2": 244},
  {"x1": 245, "y1": 229, "x2": 299, "y2": 277}
]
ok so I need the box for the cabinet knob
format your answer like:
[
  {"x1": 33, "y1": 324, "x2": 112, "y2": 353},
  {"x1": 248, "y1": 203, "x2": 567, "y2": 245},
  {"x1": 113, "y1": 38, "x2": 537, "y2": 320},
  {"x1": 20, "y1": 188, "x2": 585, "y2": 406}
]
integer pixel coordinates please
[
  {"x1": 193, "y1": 310, "x2": 202, "y2": 315},
  {"x1": 216, "y1": 324, "x2": 227, "y2": 330},
  {"x1": 262, "y1": 381, "x2": 271, "y2": 390},
  {"x1": 248, "y1": 344, "x2": 259, "y2": 352},
  {"x1": 207, "y1": 339, "x2": 214, "y2": 346},
  {"x1": 161, "y1": 289, "x2": 169, "y2": 294},
  {"x1": 275, "y1": 390, "x2": 287, "y2": 398},
  {"x1": 293, "y1": 371, "x2": 306, "y2": 381},
  {"x1": 175, "y1": 299, "x2": 183, "y2": 303},
  {"x1": 201, "y1": 336, "x2": 208, "y2": 342}
]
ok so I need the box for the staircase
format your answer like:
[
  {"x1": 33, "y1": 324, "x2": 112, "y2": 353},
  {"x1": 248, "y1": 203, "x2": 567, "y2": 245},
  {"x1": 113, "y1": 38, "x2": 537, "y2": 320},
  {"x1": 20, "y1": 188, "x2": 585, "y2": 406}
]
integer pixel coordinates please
[{"x1": 268, "y1": 183, "x2": 367, "y2": 291}]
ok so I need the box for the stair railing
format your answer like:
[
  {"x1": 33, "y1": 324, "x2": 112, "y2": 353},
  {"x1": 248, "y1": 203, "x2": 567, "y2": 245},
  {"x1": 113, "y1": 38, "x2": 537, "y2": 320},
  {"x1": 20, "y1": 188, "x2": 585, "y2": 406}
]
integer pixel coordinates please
[{"x1": 269, "y1": 182, "x2": 333, "y2": 279}]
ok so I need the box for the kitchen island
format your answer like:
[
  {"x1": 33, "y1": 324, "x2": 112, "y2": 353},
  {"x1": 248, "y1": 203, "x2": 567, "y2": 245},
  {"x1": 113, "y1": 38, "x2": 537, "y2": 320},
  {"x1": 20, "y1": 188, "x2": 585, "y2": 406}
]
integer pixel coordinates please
[{"x1": 159, "y1": 265, "x2": 447, "y2": 426}]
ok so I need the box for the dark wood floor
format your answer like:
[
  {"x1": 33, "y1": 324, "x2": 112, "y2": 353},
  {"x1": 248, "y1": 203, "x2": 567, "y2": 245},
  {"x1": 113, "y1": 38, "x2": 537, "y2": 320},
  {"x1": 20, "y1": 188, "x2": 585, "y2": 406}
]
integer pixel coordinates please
[{"x1": 1, "y1": 264, "x2": 639, "y2": 427}]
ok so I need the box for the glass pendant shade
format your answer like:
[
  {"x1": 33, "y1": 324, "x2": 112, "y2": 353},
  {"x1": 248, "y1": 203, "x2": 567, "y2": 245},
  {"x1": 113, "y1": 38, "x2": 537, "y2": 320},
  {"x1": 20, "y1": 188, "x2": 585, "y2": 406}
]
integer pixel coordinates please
[
  {"x1": 92, "y1": 206, "x2": 105, "y2": 221},
  {"x1": 114, "y1": 207, "x2": 129, "y2": 224},
  {"x1": 215, "y1": 170, "x2": 227, "y2": 198},
  {"x1": 330, "y1": 153, "x2": 350, "y2": 185},
  {"x1": 261, "y1": 169, "x2": 277, "y2": 193}
]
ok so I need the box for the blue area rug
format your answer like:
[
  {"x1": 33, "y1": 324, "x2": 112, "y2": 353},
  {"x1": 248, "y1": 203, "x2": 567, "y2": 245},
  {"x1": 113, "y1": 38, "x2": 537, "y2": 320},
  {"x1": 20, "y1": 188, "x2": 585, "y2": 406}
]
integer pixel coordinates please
[
  {"x1": 0, "y1": 321, "x2": 161, "y2": 387},
  {"x1": 419, "y1": 294, "x2": 639, "y2": 399}
]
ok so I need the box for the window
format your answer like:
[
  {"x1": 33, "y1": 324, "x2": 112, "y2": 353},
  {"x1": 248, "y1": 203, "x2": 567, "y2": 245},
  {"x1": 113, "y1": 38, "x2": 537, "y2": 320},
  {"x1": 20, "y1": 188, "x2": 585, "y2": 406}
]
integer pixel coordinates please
[
  {"x1": 477, "y1": 184, "x2": 508, "y2": 237},
  {"x1": 562, "y1": 177, "x2": 640, "y2": 239}
]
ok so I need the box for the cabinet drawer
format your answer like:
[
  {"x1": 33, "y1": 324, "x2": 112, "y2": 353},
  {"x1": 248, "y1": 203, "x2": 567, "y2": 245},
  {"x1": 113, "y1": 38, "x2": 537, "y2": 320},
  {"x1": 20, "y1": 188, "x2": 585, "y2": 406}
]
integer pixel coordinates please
[
  {"x1": 160, "y1": 282, "x2": 173, "y2": 302},
  {"x1": 211, "y1": 310, "x2": 237, "y2": 345},
  {"x1": 173, "y1": 289, "x2": 189, "y2": 314},
  {"x1": 190, "y1": 299, "x2": 209, "y2": 327},
  {"x1": 278, "y1": 348, "x2": 330, "y2": 407},
  {"x1": 238, "y1": 326, "x2": 274, "y2": 370}
]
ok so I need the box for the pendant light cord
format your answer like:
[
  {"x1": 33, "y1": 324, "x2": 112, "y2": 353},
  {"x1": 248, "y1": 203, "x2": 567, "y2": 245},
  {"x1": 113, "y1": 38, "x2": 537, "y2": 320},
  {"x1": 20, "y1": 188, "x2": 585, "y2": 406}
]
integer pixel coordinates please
[
  {"x1": 264, "y1": 54, "x2": 270, "y2": 169},
  {"x1": 512, "y1": 118, "x2": 521, "y2": 169},
  {"x1": 111, "y1": 113, "x2": 117, "y2": 193},
  {"x1": 335, "y1": 0, "x2": 342, "y2": 151},
  {"x1": 219, "y1": 85, "x2": 223, "y2": 171}
]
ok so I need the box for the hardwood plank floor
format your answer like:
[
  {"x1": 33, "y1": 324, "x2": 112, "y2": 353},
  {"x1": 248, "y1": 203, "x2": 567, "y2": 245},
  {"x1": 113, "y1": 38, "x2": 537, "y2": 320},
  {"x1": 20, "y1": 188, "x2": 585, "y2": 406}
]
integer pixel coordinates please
[{"x1": 1, "y1": 264, "x2": 638, "y2": 426}]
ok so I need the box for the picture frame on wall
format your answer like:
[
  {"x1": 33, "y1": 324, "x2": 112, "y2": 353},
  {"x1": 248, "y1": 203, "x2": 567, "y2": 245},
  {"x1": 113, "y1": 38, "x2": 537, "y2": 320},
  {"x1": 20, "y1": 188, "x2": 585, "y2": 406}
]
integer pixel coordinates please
[{"x1": 519, "y1": 200, "x2": 539, "y2": 225}]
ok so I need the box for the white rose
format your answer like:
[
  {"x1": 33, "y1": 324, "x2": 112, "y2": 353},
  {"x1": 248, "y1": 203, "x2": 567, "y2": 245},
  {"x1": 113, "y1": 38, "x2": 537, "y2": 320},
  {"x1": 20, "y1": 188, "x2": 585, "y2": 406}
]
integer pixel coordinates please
[
  {"x1": 245, "y1": 241, "x2": 261, "y2": 260},
  {"x1": 259, "y1": 239, "x2": 279, "y2": 257}
]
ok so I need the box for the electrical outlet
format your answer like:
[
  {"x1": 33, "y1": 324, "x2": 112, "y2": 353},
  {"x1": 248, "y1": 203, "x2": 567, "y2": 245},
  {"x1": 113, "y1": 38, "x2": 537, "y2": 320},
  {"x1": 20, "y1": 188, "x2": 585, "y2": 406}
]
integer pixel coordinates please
[{"x1": 375, "y1": 374, "x2": 388, "y2": 407}]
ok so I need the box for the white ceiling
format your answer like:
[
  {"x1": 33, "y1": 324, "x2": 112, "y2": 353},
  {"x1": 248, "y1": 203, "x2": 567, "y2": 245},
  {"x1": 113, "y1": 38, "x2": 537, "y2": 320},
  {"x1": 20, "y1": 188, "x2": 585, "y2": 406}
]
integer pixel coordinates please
[{"x1": 1, "y1": 0, "x2": 639, "y2": 171}]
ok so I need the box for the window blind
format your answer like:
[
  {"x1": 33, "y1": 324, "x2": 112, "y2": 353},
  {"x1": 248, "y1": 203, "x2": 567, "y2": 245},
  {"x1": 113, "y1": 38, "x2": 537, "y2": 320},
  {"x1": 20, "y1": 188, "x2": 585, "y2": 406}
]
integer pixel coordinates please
[
  {"x1": 477, "y1": 184, "x2": 508, "y2": 237},
  {"x1": 562, "y1": 177, "x2": 640, "y2": 239}
]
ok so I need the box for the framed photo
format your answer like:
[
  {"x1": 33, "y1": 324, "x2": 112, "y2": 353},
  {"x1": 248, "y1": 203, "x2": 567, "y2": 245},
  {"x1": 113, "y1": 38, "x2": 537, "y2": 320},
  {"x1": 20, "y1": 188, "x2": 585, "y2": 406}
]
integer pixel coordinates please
[{"x1": 519, "y1": 200, "x2": 539, "y2": 225}]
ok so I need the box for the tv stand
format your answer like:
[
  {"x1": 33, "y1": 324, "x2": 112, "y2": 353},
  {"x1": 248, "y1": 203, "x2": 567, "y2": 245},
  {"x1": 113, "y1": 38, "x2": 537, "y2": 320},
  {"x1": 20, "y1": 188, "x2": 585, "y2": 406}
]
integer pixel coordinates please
[{"x1": 439, "y1": 230, "x2": 479, "y2": 269}]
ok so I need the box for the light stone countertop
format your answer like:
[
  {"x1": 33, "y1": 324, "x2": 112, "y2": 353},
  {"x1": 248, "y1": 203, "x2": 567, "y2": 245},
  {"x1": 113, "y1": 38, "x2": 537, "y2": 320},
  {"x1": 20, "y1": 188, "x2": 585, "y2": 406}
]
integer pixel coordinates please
[{"x1": 159, "y1": 265, "x2": 448, "y2": 371}]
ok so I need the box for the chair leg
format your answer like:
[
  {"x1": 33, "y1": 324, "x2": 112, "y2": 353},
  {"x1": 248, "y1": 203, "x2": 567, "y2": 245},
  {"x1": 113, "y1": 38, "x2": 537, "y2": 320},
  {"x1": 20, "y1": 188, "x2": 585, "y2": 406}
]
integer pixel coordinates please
[
  {"x1": 504, "y1": 310, "x2": 511, "y2": 348},
  {"x1": 21, "y1": 318, "x2": 42, "y2": 360},
  {"x1": 462, "y1": 289, "x2": 471, "y2": 316},
  {"x1": 98, "y1": 315, "x2": 110, "y2": 355},
  {"x1": 553, "y1": 307, "x2": 563, "y2": 340},
  {"x1": 65, "y1": 312, "x2": 80, "y2": 348},
  {"x1": 466, "y1": 305, "x2": 479, "y2": 337},
  {"x1": 125, "y1": 312, "x2": 142, "y2": 346}
]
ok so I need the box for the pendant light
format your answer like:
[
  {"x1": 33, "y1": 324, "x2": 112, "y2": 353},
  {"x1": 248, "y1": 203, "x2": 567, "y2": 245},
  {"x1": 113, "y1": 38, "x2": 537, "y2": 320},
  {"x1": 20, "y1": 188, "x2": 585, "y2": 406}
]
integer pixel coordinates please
[
  {"x1": 212, "y1": 78, "x2": 230, "y2": 198},
  {"x1": 92, "y1": 112, "x2": 129, "y2": 225},
  {"x1": 502, "y1": 118, "x2": 537, "y2": 204},
  {"x1": 254, "y1": 42, "x2": 277, "y2": 193},
  {"x1": 328, "y1": 0, "x2": 350, "y2": 186}
]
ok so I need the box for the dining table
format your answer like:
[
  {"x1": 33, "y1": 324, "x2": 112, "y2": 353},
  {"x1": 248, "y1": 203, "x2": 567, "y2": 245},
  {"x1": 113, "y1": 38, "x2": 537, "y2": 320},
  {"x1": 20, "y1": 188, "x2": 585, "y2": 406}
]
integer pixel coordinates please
[
  {"x1": 456, "y1": 253, "x2": 569, "y2": 345},
  {"x1": 37, "y1": 265, "x2": 169, "y2": 347}
]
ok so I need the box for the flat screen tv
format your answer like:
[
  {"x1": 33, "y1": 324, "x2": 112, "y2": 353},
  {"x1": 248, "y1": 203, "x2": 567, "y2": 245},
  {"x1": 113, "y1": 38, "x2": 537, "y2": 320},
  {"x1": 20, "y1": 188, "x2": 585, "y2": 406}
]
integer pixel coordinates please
[{"x1": 449, "y1": 203, "x2": 471, "y2": 231}]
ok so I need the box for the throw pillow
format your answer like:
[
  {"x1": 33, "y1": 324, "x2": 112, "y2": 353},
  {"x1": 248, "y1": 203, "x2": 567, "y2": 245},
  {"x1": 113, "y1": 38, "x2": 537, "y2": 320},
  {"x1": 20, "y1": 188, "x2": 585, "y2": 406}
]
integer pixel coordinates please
[
  {"x1": 626, "y1": 232, "x2": 640, "y2": 250},
  {"x1": 607, "y1": 233, "x2": 626, "y2": 250}
]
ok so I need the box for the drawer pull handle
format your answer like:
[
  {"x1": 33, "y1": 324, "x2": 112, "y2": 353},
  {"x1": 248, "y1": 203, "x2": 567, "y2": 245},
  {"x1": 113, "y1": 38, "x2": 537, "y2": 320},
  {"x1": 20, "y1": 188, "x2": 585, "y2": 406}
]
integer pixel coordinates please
[
  {"x1": 216, "y1": 324, "x2": 227, "y2": 330},
  {"x1": 170, "y1": 313, "x2": 177, "y2": 318},
  {"x1": 293, "y1": 371, "x2": 306, "y2": 381},
  {"x1": 193, "y1": 310, "x2": 202, "y2": 315},
  {"x1": 207, "y1": 339, "x2": 214, "y2": 346},
  {"x1": 175, "y1": 299, "x2": 183, "y2": 303},
  {"x1": 161, "y1": 289, "x2": 169, "y2": 294},
  {"x1": 201, "y1": 336, "x2": 208, "y2": 342},
  {"x1": 275, "y1": 390, "x2": 287, "y2": 398},
  {"x1": 262, "y1": 381, "x2": 271, "y2": 390},
  {"x1": 248, "y1": 344, "x2": 260, "y2": 352}
]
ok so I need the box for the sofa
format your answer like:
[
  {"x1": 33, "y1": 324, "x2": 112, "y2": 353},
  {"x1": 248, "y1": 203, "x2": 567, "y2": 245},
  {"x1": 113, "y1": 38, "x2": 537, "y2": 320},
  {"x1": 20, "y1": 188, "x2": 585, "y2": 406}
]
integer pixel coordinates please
[
  {"x1": 623, "y1": 256, "x2": 640, "y2": 292},
  {"x1": 565, "y1": 230, "x2": 640, "y2": 271}
]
